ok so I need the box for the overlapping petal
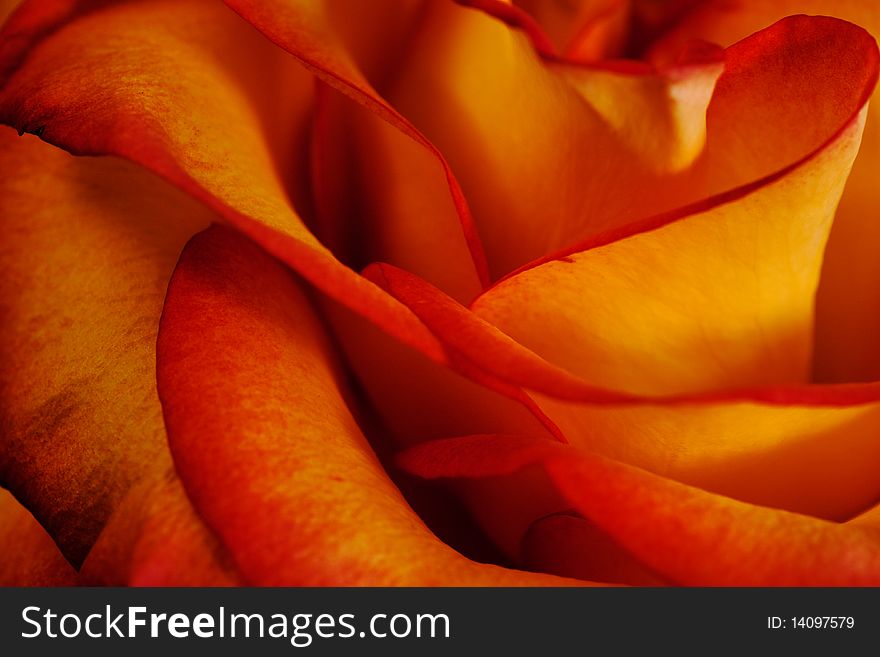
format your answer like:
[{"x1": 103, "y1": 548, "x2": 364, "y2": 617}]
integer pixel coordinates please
[
  {"x1": 472, "y1": 108, "x2": 867, "y2": 395},
  {"x1": 297, "y1": 1, "x2": 486, "y2": 302},
  {"x1": 373, "y1": 8, "x2": 872, "y2": 279},
  {"x1": 157, "y1": 225, "x2": 585, "y2": 586},
  {"x1": 367, "y1": 16, "x2": 880, "y2": 523},
  {"x1": 373, "y1": 259, "x2": 880, "y2": 525},
  {"x1": 224, "y1": 0, "x2": 491, "y2": 290},
  {"x1": 0, "y1": 0, "x2": 446, "y2": 362},
  {"x1": 321, "y1": 271, "x2": 577, "y2": 559},
  {"x1": 652, "y1": 0, "x2": 880, "y2": 383},
  {"x1": 0, "y1": 128, "x2": 217, "y2": 565},
  {"x1": 2, "y1": 0, "x2": 878, "y2": 589},
  {"x1": 311, "y1": 83, "x2": 483, "y2": 302},
  {"x1": 533, "y1": 397, "x2": 880, "y2": 521},
  {"x1": 386, "y1": 0, "x2": 717, "y2": 276},
  {"x1": 79, "y1": 476, "x2": 242, "y2": 586},
  {"x1": 401, "y1": 435, "x2": 880, "y2": 585},
  {"x1": 0, "y1": 0, "x2": 565, "y2": 570},
  {"x1": 223, "y1": 0, "x2": 743, "y2": 283}
]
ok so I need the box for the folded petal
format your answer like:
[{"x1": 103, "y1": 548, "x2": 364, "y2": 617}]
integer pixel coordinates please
[
  {"x1": 225, "y1": 0, "x2": 491, "y2": 288},
  {"x1": 850, "y1": 502, "x2": 880, "y2": 529},
  {"x1": 0, "y1": 487, "x2": 77, "y2": 586},
  {"x1": 299, "y1": 2, "x2": 485, "y2": 302},
  {"x1": 323, "y1": 282, "x2": 565, "y2": 447},
  {"x1": 0, "y1": 0, "x2": 580, "y2": 568},
  {"x1": 314, "y1": 0, "x2": 428, "y2": 88},
  {"x1": 472, "y1": 106, "x2": 867, "y2": 395},
  {"x1": 380, "y1": 10, "x2": 872, "y2": 277},
  {"x1": 387, "y1": 0, "x2": 713, "y2": 276},
  {"x1": 652, "y1": 1, "x2": 880, "y2": 383},
  {"x1": 322, "y1": 266, "x2": 590, "y2": 559},
  {"x1": 225, "y1": 0, "x2": 734, "y2": 282},
  {"x1": 535, "y1": 396, "x2": 880, "y2": 521},
  {"x1": 369, "y1": 262, "x2": 627, "y2": 403},
  {"x1": 312, "y1": 82, "x2": 483, "y2": 302},
  {"x1": 157, "y1": 225, "x2": 587, "y2": 586},
  {"x1": 373, "y1": 258, "x2": 880, "y2": 522},
  {"x1": 401, "y1": 435, "x2": 880, "y2": 585},
  {"x1": 0, "y1": 0, "x2": 446, "y2": 362},
  {"x1": 564, "y1": 1, "x2": 631, "y2": 61}
]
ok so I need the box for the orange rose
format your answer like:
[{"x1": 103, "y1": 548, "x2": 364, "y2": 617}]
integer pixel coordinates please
[{"x1": 1, "y1": 0, "x2": 879, "y2": 586}]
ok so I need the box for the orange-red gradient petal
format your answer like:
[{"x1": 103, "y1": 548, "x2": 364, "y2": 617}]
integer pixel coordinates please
[
  {"x1": 401, "y1": 435, "x2": 880, "y2": 585},
  {"x1": 471, "y1": 106, "x2": 867, "y2": 396},
  {"x1": 157, "y1": 225, "x2": 587, "y2": 586},
  {"x1": 79, "y1": 476, "x2": 242, "y2": 586},
  {"x1": 224, "y1": 0, "x2": 491, "y2": 287},
  {"x1": 652, "y1": 0, "x2": 880, "y2": 383},
  {"x1": 311, "y1": 82, "x2": 483, "y2": 302},
  {"x1": 0, "y1": 0, "x2": 445, "y2": 366},
  {"x1": 0, "y1": 128, "x2": 212, "y2": 566},
  {"x1": 379, "y1": 11, "x2": 873, "y2": 278}
]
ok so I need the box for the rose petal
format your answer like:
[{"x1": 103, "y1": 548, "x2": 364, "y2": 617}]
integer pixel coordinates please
[
  {"x1": 380, "y1": 11, "x2": 872, "y2": 278},
  {"x1": 458, "y1": 0, "x2": 559, "y2": 57},
  {"x1": 157, "y1": 225, "x2": 587, "y2": 586},
  {"x1": 301, "y1": 2, "x2": 485, "y2": 301},
  {"x1": 222, "y1": 0, "x2": 714, "y2": 282},
  {"x1": 80, "y1": 476, "x2": 242, "y2": 587},
  {"x1": 367, "y1": 16, "x2": 879, "y2": 406},
  {"x1": 369, "y1": 262, "x2": 628, "y2": 403},
  {"x1": 387, "y1": 0, "x2": 719, "y2": 276},
  {"x1": 1, "y1": 129, "x2": 243, "y2": 584},
  {"x1": 0, "y1": 0, "x2": 448, "y2": 364},
  {"x1": 0, "y1": 487, "x2": 77, "y2": 586},
  {"x1": 534, "y1": 396, "x2": 880, "y2": 521},
  {"x1": 311, "y1": 82, "x2": 483, "y2": 302},
  {"x1": 400, "y1": 435, "x2": 880, "y2": 585},
  {"x1": 850, "y1": 503, "x2": 880, "y2": 529},
  {"x1": 371, "y1": 261, "x2": 880, "y2": 402},
  {"x1": 370, "y1": 87, "x2": 880, "y2": 522},
  {"x1": 320, "y1": 274, "x2": 582, "y2": 559},
  {"x1": 323, "y1": 285, "x2": 565, "y2": 447},
  {"x1": 0, "y1": 128, "x2": 213, "y2": 565},
  {"x1": 374, "y1": 216, "x2": 880, "y2": 522},
  {"x1": 374, "y1": 249, "x2": 880, "y2": 523},
  {"x1": 371, "y1": 259, "x2": 880, "y2": 522},
  {"x1": 224, "y1": 0, "x2": 491, "y2": 288},
  {"x1": 652, "y1": 0, "x2": 880, "y2": 383},
  {"x1": 563, "y1": 1, "x2": 631, "y2": 62},
  {"x1": 0, "y1": 0, "x2": 583, "y2": 569},
  {"x1": 471, "y1": 107, "x2": 867, "y2": 395}
]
